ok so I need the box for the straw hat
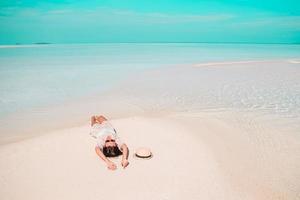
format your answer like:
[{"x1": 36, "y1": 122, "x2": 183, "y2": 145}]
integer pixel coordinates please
[{"x1": 134, "y1": 147, "x2": 152, "y2": 159}]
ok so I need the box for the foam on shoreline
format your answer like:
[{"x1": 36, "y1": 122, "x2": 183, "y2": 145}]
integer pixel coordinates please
[{"x1": 193, "y1": 60, "x2": 271, "y2": 67}]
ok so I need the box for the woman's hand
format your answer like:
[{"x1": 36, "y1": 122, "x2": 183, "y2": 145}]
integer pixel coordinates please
[
  {"x1": 106, "y1": 161, "x2": 117, "y2": 170},
  {"x1": 121, "y1": 159, "x2": 129, "y2": 169}
]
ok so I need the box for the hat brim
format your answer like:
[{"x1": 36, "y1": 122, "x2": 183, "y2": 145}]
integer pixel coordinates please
[{"x1": 133, "y1": 152, "x2": 153, "y2": 159}]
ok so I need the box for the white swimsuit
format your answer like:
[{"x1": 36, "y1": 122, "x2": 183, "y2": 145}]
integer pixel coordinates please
[{"x1": 90, "y1": 121, "x2": 124, "y2": 149}]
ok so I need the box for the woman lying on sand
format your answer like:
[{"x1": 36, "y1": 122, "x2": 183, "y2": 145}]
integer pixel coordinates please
[{"x1": 90, "y1": 115, "x2": 129, "y2": 170}]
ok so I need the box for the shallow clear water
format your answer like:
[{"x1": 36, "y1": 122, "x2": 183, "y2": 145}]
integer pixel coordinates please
[
  {"x1": 0, "y1": 43, "x2": 299, "y2": 142},
  {"x1": 114, "y1": 60, "x2": 300, "y2": 131}
]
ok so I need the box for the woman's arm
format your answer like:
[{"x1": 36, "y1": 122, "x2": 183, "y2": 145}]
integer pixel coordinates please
[
  {"x1": 120, "y1": 144, "x2": 129, "y2": 168},
  {"x1": 95, "y1": 146, "x2": 117, "y2": 170}
]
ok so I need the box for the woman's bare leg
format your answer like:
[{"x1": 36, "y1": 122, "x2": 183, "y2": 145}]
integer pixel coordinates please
[
  {"x1": 91, "y1": 115, "x2": 108, "y2": 126},
  {"x1": 98, "y1": 115, "x2": 107, "y2": 121},
  {"x1": 91, "y1": 116, "x2": 97, "y2": 126}
]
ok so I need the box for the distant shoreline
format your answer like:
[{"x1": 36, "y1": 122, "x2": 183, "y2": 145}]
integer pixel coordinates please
[
  {"x1": 0, "y1": 44, "x2": 52, "y2": 48},
  {"x1": 0, "y1": 42, "x2": 299, "y2": 46},
  {"x1": 0, "y1": 42, "x2": 299, "y2": 49}
]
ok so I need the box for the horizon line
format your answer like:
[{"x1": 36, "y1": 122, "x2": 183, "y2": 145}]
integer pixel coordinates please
[{"x1": 1, "y1": 41, "x2": 300, "y2": 46}]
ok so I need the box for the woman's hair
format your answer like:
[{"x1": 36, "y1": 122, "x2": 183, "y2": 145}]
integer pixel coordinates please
[{"x1": 102, "y1": 146, "x2": 123, "y2": 157}]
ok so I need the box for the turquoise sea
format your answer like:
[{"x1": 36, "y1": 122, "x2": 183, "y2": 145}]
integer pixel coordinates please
[{"x1": 0, "y1": 43, "x2": 299, "y2": 143}]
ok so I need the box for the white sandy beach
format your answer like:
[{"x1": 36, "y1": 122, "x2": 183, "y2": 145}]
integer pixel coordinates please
[
  {"x1": 0, "y1": 112, "x2": 299, "y2": 200},
  {"x1": 0, "y1": 44, "x2": 300, "y2": 200}
]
